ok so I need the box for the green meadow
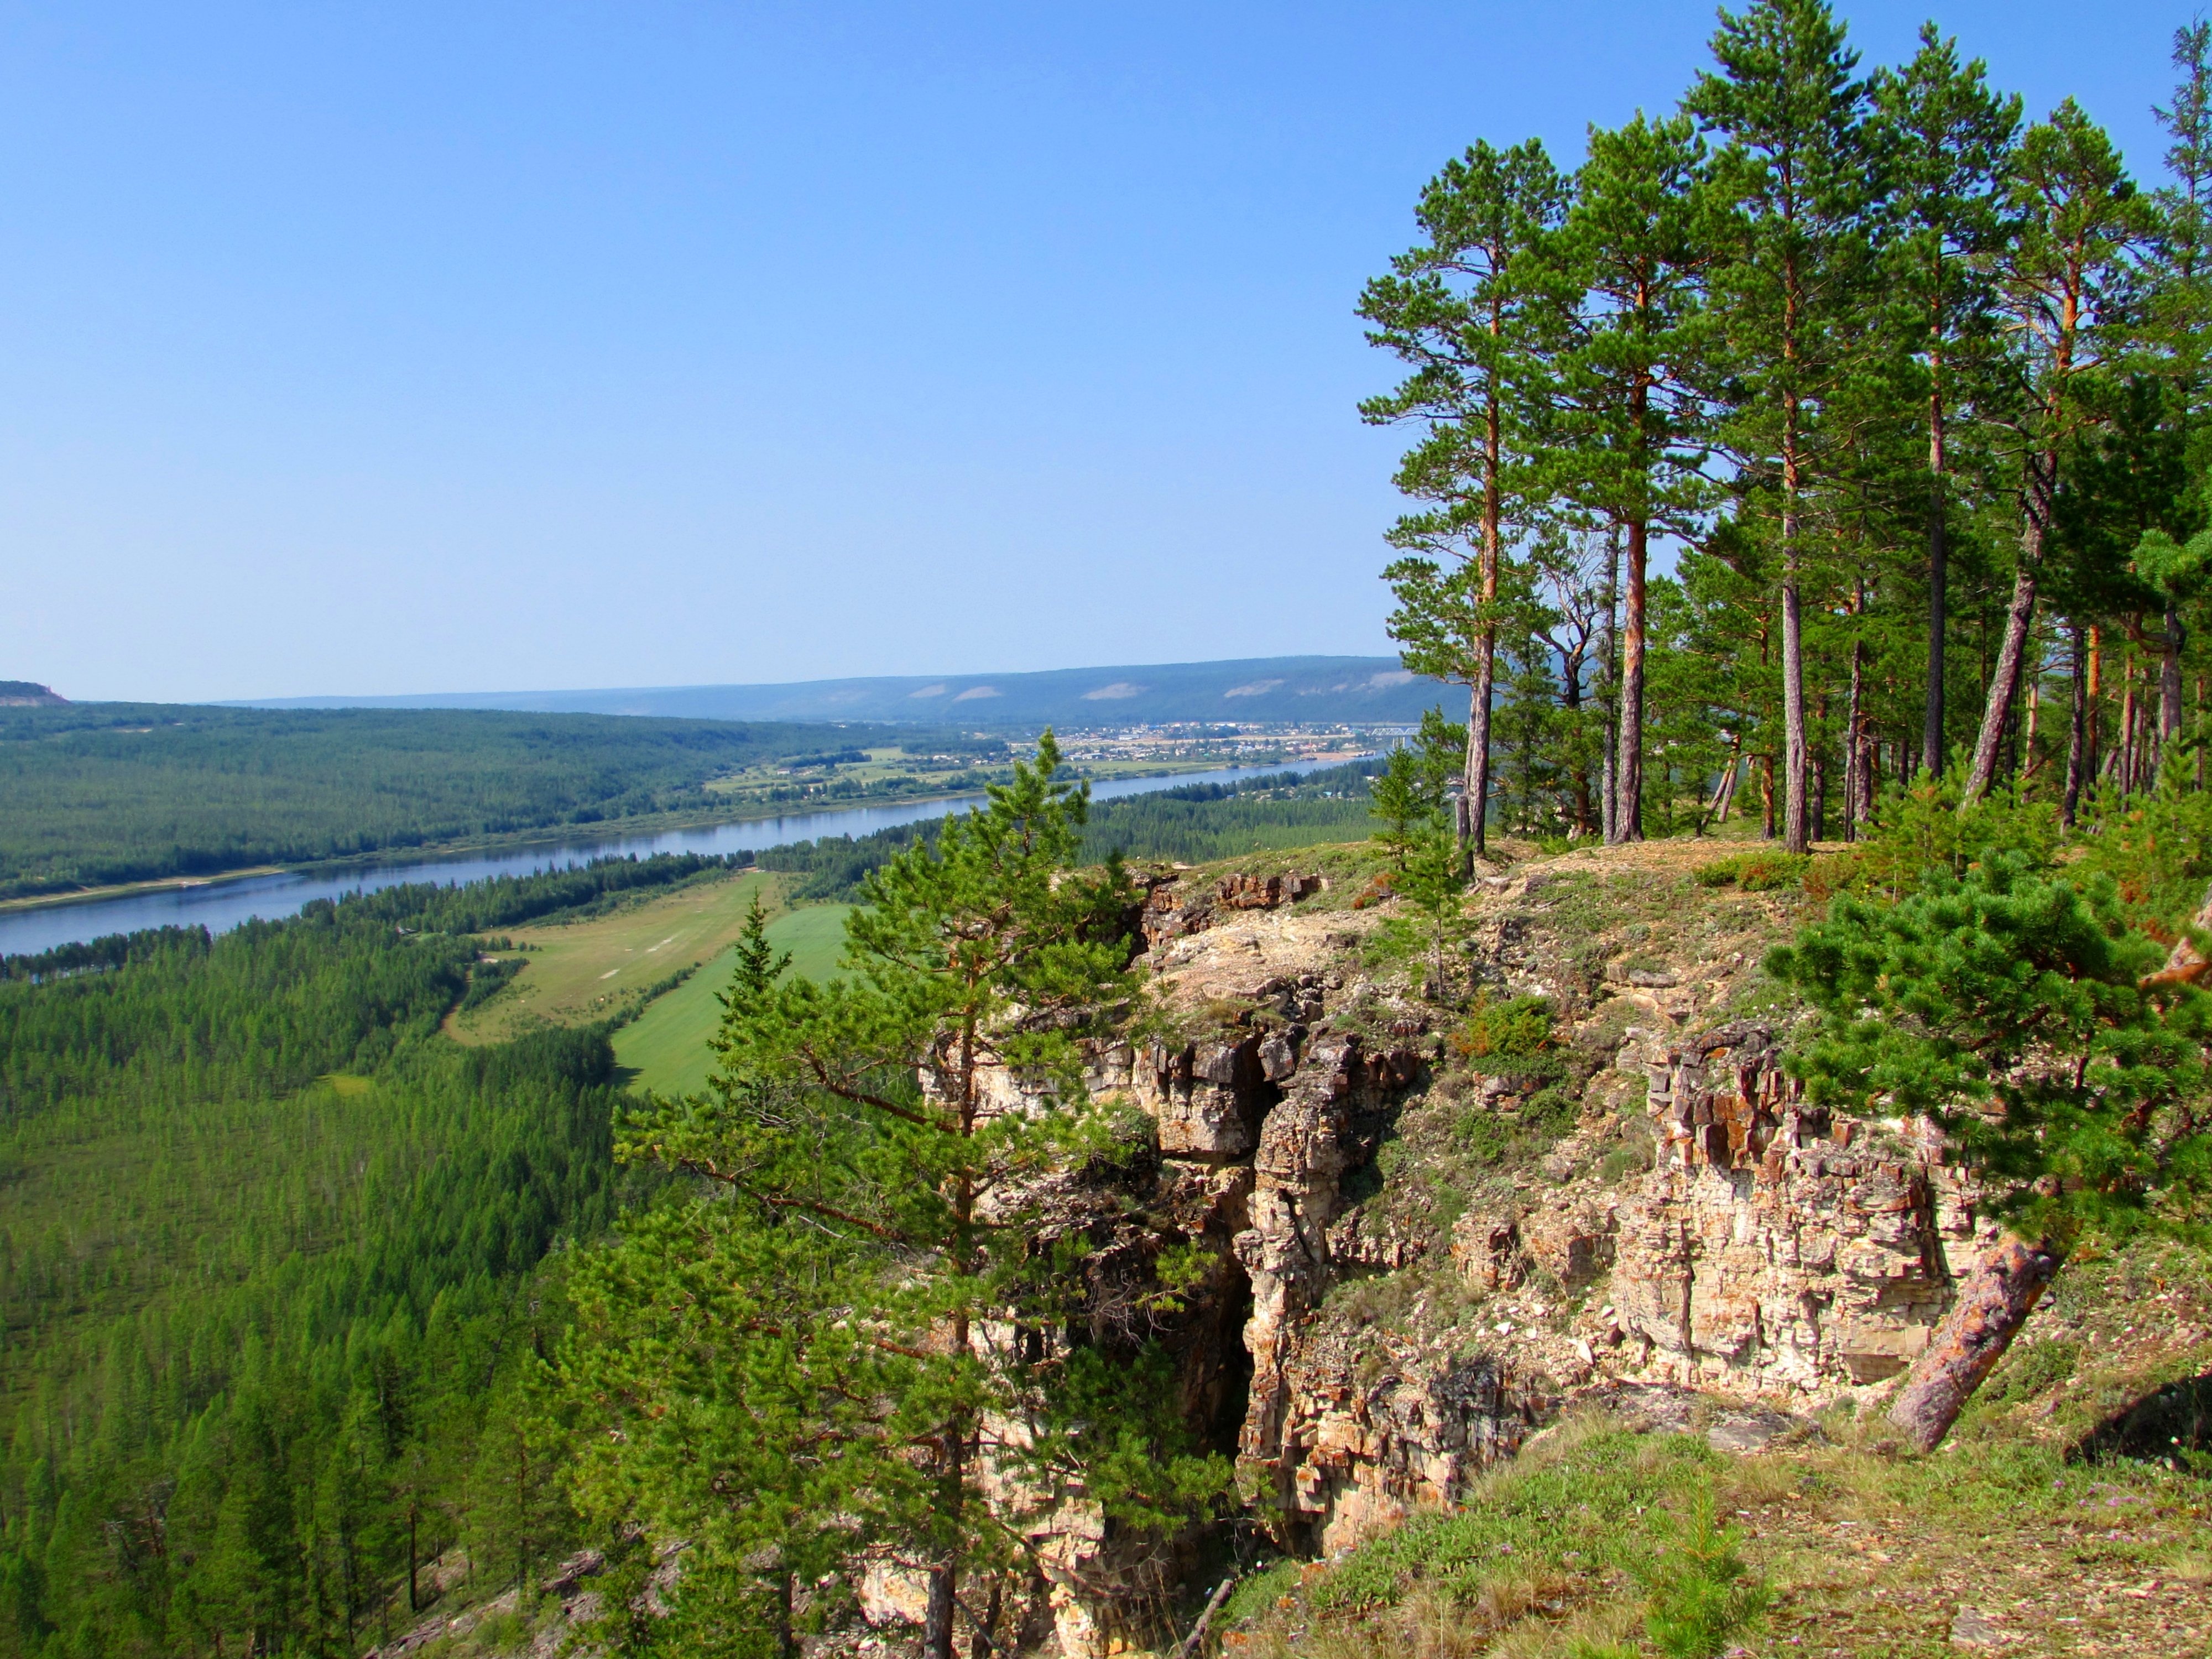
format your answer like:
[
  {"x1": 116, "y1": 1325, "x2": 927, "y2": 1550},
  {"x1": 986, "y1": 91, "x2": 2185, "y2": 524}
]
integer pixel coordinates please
[{"x1": 613, "y1": 901, "x2": 854, "y2": 1096}]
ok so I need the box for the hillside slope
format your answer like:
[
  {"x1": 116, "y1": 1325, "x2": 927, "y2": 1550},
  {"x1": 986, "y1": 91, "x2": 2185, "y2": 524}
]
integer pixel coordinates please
[
  {"x1": 299, "y1": 834, "x2": 2212, "y2": 1659},
  {"x1": 1142, "y1": 839, "x2": 2212, "y2": 1657}
]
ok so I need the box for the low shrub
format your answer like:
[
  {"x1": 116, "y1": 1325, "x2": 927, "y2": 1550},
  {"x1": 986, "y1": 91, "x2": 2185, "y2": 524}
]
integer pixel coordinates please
[
  {"x1": 1630, "y1": 1494, "x2": 1771, "y2": 1658},
  {"x1": 1452, "y1": 993, "x2": 1554, "y2": 1066},
  {"x1": 1692, "y1": 849, "x2": 1808, "y2": 892}
]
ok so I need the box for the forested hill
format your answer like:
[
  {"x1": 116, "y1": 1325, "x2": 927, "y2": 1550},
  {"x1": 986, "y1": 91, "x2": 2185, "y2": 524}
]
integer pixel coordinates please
[
  {"x1": 0, "y1": 860, "x2": 692, "y2": 1654},
  {"x1": 0, "y1": 703, "x2": 907, "y2": 900}
]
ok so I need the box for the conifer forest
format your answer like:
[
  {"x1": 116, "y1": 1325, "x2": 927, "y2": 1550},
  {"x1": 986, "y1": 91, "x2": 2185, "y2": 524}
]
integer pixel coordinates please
[{"x1": 1365, "y1": 10, "x2": 2212, "y2": 856}]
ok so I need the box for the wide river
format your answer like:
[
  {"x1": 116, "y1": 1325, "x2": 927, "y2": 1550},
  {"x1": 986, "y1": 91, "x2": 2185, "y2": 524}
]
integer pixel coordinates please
[{"x1": 0, "y1": 764, "x2": 1334, "y2": 958}]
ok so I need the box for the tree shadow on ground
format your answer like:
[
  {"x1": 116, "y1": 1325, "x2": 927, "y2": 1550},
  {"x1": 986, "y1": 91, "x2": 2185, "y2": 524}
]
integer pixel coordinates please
[{"x1": 2071, "y1": 1372, "x2": 2212, "y2": 1476}]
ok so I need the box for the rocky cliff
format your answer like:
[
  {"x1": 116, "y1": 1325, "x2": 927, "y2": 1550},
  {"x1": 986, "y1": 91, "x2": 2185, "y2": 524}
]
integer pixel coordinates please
[
  {"x1": 1033, "y1": 841, "x2": 2010, "y2": 1647},
  {"x1": 852, "y1": 842, "x2": 2011, "y2": 1656}
]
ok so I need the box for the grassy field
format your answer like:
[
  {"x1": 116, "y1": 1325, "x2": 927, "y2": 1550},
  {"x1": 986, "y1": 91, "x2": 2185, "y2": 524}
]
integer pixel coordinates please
[
  {"x1": 446, "y1": 870, "x2": 775, "y2": 1044},
  {"x1": 613, "y1": 902, "x2": 855, "y2": 1096}
]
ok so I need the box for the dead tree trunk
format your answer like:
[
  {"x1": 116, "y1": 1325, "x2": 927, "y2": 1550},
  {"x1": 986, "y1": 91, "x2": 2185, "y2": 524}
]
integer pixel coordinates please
[
  {"x1": 1962, "y1": 454, "x2": 2054, "y2": 806},
  {"x1": 1887, "y1": 1236, "x2": 2062, "y2": 1452},
  {"x1": 1961, "y1": 568, "x2": 2040, "y2": 805}
]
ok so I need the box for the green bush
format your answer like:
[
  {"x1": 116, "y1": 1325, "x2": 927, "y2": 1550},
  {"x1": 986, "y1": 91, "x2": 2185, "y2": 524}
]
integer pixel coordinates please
[
  {"x1": 1451, "y1": 993, "x2": 1554, "y2": 1066},
  {"x1": 1454, "y1": 1078, "x2": 1579, "y2": 1166},
  {"x1": 1693, "y1": 849, "x2": 1809, "y2": 891},
  {"x1": 1598, "y1": 1144, "x2": 1647, "y2": 1183}
]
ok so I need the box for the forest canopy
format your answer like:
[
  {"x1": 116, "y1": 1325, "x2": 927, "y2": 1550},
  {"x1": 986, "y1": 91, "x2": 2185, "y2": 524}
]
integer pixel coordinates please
[{"x1": 1365, "y1": 9, "x2": 2212, "y2": 859}]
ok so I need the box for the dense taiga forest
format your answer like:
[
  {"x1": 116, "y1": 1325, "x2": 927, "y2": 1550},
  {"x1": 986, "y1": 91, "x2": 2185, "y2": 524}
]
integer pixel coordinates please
[
  {"x1": 0, "y1": 902, "x2": 622, "y2": 1652},
  {"x1": 0, "y1": 705, "x2": 925, "y2": 899},
  {"x1": 0, "y1": 857, "x2": 804, "y2": 1652}
]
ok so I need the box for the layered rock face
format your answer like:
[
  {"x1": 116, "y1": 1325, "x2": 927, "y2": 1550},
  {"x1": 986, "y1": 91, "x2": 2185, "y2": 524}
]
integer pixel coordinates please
[
  {"x1": 939, "y1": 854, "x2": 1997, "y2": 1650},
  {"x1": 943, "y1": 873, "x2": 1374, "y2": 1657},
  {"x1": 1101, "y1": 860, "x2": 1990, "y2": 1573},
  {"x1": 1231, "y1": 1032, "x2": 1423, "y2": 1520},
  {"x1": 1613, "y1": 1020, "x2": 1979, "y2": 1389}
]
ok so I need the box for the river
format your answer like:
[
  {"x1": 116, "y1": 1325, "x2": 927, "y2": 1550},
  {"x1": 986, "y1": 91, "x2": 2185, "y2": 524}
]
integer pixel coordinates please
[{"x1": 0, "y1": 764, "x2": 1340, "y2": 958}]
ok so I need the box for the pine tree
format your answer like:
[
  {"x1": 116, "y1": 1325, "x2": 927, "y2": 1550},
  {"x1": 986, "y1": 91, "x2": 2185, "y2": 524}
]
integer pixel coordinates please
[
  {"x1": 2151, "y1": 21, "x2": 2212, "y2": 449},
  {"x1": 1536, "y1": 111, "x2": 1714, "y2": 841},
  {"x1": 1369, "y1": 712, "x2": 1467, "y2": 868},
  {"x1": 1689, "y1": 0, "x2": 1882, "y2": 856},
  {"x1": 562, "y1": 737, "x2": 1228, "y2": 1659},
  {"x1": 1768, "y1": 839, "x2": 2210, "y2": 1448},
  {"x1": 1872, "y1": 27, "x2": 2022, "y2": 779},
  {"x1": 1960, "y1": 102, "x2": 2152, "y2": 802},
  {"x1": 1363, "y1": 139, "x2": 1568, "y2": 859}
]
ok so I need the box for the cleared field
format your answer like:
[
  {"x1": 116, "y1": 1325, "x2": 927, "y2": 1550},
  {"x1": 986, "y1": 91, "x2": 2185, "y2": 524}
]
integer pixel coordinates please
[
  {"x1": 763, "y1": 902, "x2": 854, "y2": 982},
  {"x1": 614, "y1": 903, "x2": 854, "y2": 1097},
  {"x1": 445, "y1": 870, "x2": 774, "y2": 1044}
]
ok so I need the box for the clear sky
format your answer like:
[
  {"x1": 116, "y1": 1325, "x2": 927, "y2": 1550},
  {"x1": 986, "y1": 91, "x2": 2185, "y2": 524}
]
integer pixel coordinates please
[{"x1": 1, "y1": 1, "x2": 2195, "y2": 702}]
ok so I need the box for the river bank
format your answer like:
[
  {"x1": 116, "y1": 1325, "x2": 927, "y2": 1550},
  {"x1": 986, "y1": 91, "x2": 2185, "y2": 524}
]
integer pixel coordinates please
[
  {"x1": 0, "y1": 760, "x2": 1344, "y2": 957},
  {"x1": 0, "y1": 758, "x2": 1294, "y2": 918}
]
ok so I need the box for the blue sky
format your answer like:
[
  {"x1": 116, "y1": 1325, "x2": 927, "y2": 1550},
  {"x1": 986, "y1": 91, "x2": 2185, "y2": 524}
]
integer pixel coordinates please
[{"x1": 1, "y1": 2, "x2": 2194, "y2": 702}]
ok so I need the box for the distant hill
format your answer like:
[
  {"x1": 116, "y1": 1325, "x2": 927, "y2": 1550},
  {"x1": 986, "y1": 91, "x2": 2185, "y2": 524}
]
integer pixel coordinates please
[
  {"x1": 0, "y1": 681, "x2": 66, "y2": 707},
  {"x1": 237, "y1": 656, "x2": 1447, "y2": 727}
]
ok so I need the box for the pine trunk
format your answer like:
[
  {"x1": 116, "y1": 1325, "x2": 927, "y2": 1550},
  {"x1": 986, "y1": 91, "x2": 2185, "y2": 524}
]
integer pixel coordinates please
[
  {"x1": 2063, "y1": 624, "x2": 2089, "y2": 828},
  {"x1": 1781, "y1": 423, "x2": 1809, "y2": 855},
  {"x1": 1924, "y1": 354, "x2": 1949, "y2": 777},
  {"x1": 1601, "y1": 530, "x2": 1621, "y2": 842},
  {"x1": 1810, "y1": 706, "x2": 1827, "y2": 842},
  {"x1": 924, "y1": 1564, "x2": 959, "y2": 1659},
  {"x1": 1845, "y1": 640, "x2": 1865, "y2": 841},
  {"x1": 1612, "y1": 517, "x2": 1647, "y2": 843},
  {"x1": 2120, "y1": 672, "x2": 2140, "y2": 795},
  {"x1": 1464, "y1": 306, "x2": 1507, "y2": 864},
  {"x1": 1467, "y1": 616, "x2": 1496, "y2": 863},
  {"x1": 1887, "y1": 1237, "x2": 2062, "y2": 1452},
  {"x1": 2161, "y1": 607, "x2": 2188, "y2": 758},
  {"x1": 1961, "y1": 549, "x2": 2041, "y2": 805}
]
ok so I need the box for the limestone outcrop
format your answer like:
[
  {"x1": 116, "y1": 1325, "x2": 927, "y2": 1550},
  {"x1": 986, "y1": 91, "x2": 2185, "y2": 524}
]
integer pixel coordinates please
[
  {"x1": 1613, "y1": 1020, "x2": 1979, "y2": 1389},
  {"x1": 864, "y1": 851, "x2": 2002, "y2": 1651},
  {"x1": 1114, "y1": 859, "x2": 1986, "y2": 1568}
]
